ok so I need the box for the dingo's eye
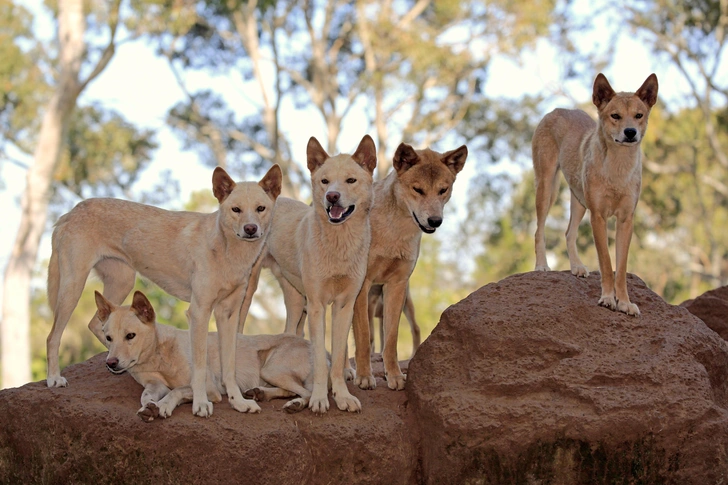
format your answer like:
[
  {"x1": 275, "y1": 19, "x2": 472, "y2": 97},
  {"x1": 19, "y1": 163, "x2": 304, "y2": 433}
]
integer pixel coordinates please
[
  {"x1": 106, "y1": 336, "x2": 112, "y2": 342},
  {"x1": 232, "y1": 207, "x2": 241, "y2": 213},
  {"x1": 321, "y1": 179, "x2": 329, "y2": 185},
  {"x1": 256, "y1": 206, "x2": 266, "y2": 212},
  {"x1": 346, "y1": 178, "x2": 356, "y2": 184},
  {"x1": 438, "y1": 188, "x2": 448, "y2": 195},
  {"x1": 413, "y1": 187, "x2": 424, "y2": 195},
  {"x1": 610, "y1": 113, "x2": 621, "y2": 120},
  {"x1": 126, "y1": 333, "x2": 136, "y2": 340},
  {"x1": 635, "y1": 113, "x2": 643, "y2": 119}
]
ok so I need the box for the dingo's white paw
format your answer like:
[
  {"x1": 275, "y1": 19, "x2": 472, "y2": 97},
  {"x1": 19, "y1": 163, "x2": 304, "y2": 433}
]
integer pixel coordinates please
[
  {"x1": 618, "y1": 300, "x2": 640, "y2": 316},
  {"x1": 283, "y1": 398, "x2": 308, "y2": 414},
  {"x1": 157, "y1": 398, "x2": 176, "y2": 418},
  {"x1": 47, "y1": 375, "x2": 68, "y2": 388},
  {"x1": 534, "y1": 265, "x2": 550, "y2": 272},
  {"x1": 137, "y1": 402, "x2": 159, "y2": 422},
  {"x1": 598, "y1": 295, "x2": 617, "y2": 311},
  {"x1": 192, "y1": 399, "x2": 213, "y2": 417},
  {"x1": 344, "y1": 367, "x2": 356, "y2": 381},
  {"x1": 355, "y1": 374, "x2": 376, "y2": 390},
  {"x1": 386, "y1": 373, "x2": 406, "y2": 391},
  {"x1": 570, "y1": 264, "x2": 589, "y2": 277},
  {"x1": 309, "y1": 393, "x2": 330, "y2": 414},
  {"x1": 229, "y1": 396, "x2": 261, "y2": 413},
  {"x1": 333, "y1": 392, "x2": 361, "y2": 413}
]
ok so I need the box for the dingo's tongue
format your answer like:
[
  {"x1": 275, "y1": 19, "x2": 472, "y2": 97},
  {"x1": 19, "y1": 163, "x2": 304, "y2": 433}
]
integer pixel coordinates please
[{"x1": 329, "y1": 205, "x2": 345, "y2": 219}]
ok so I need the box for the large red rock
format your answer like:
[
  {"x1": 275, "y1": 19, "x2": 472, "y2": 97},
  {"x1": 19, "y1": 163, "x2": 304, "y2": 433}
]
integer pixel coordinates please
[
  {"x1": 407, "y1": 271, "x2": 728, "y2": 484},
  {"x1": 0, "y1": 353, "x2": 415, "y2": 484},
  {"x1": 681, "y1": 285, "x2": 728, "y2": 341},
  {"x1": 3, "y1": 272, "x2": 727, "y2": 483}
]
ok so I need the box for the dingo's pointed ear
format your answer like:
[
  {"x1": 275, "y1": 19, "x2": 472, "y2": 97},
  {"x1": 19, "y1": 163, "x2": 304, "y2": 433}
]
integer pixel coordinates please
[
  {"x1": 212, "y1": 167, "x2": 236, "y2": 203},
  {"x1": 592, "y1": 73, "x2": 616, "y2": 109},
  {"x1": 307, "y1": 137, "x2": 330, "y2": 173},
  {"x1": 352, "y1": 135, "x2": 377, "y2": 174},
  {"x1": 393, "y1": 143, "x2": 419, "y2": 173},
  {"x1": 94, "y1": 291, "x2": 113, "y2": 322},
  {"x1": 636, "y1": 73, "x2": 658, "y2": 108},
  {"x1": 131, "y1": 291, "x2": 155, "y2": 325},
  {"x1": 442, "y1": 145, "x2": 468, "y2": 175},
  {"x1": 259, "y1": 164, "x2": 282, "y2": 200}
]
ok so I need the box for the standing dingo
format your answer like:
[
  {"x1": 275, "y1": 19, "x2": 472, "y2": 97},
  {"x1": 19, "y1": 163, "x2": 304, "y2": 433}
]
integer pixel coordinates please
[
  {"x1": 246, "y1": 135, "x2": 377, "y2": 413},
  {"x1": 351, "y1": 143, "x2": 468, "y2": 390},
  {"x1": 532, "y1": 73, "x2": 658, "y2": 316},
  {"x1": 46, "y1": 165, "x2": 281, "y2": 417}
]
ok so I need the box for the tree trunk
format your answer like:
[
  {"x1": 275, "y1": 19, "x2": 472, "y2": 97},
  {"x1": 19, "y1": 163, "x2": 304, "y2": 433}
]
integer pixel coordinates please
[{"x1": 1, "y1": 0, "x2": 85, "y2": 389}]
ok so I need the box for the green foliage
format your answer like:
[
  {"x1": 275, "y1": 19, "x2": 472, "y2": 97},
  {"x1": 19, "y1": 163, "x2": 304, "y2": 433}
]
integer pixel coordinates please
[
  {"x1": 0, "y1": 0, "x2": 49, "y2": 157},
  {"x1": 55, "y1": 104, "x2": 158, "y2": 199}
]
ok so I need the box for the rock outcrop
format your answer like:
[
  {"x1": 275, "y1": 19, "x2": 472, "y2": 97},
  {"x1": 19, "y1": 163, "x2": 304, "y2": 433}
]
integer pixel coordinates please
[
  {"x1": 2, "y1": 271, "x2": 728, "y2": 484},
  {"x1": 681, "y1": 285, "x2": 728, "y2": 342},
  {"x1": 0, "y1": 354, "x2": 416, "y2": 484},
  {"x1": 407, "y1": 271, "x2": 728, "y2": 484}
]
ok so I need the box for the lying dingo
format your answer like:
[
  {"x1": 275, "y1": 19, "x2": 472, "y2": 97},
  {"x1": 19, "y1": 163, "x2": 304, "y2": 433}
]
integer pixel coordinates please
[{"x1": 96, "y1": 291, "x2": 315, "y2": 420}]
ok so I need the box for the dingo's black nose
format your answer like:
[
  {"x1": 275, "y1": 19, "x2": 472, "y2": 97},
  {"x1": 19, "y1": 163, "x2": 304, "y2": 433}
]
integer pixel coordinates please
[
  {"x1": 243, "y1": 224, "x2": 258, "y2": 235},
  {"x1": 427, "y1": 216, "x2": 442, "y2": 228},
  {"x1": 106, "y1": 357, "x2": 119, "y2": 370},
  {"x1": 326, "y1": 191, "x2": 340, "y2": 204},
  {"x1": 624, "y1": 128, "x2": 637, "y2": 140}
]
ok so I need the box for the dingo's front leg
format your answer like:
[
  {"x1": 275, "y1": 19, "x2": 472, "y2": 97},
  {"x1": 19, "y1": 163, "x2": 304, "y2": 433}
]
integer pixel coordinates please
[
  {"x1": 307, "y1": 300, "x2": 330, "y2": 414},
  {"x1": 216, "y1": 285, "x2": 260, "y2": 414},
  {"x1": 187, "y1": 298, "x2": 214, "y2": 417},
  {"x1": 352, "y1": 279, "x2": 376, "y2": 389},
  {"x1": 382, "y1": 281, "x2": 407, "y2": 390},
  {"x1": 331, "y1": 297, "x2": 361, "y2": 412},
  {"x1": 590, "y1": 212, "x2": 616, "y2": 311},
  {"x1": 615, "y1": 215, "x2": 639, "y2": 316}
]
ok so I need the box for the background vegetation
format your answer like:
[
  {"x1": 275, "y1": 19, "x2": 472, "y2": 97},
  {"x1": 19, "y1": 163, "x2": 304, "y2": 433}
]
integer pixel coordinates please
[{"x1": 1, "y1": 0, "x2": 726, "y2": 386}]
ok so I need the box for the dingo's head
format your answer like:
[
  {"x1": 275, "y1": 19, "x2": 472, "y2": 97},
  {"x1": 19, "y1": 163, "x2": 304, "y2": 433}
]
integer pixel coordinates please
[
  {"x1": 393, "y1": 143, "x2": 468, "y2": 234},
  {"x1": 213, "y1": 164, "x2": 282, "y2": 241},
  {"x1": 593, "y1": 73, "x2": 658, "y2": 146},
  {"x1": 307, "y1": 135, "x2": 377, "y2": 225},
  {"x1": 95, "y1": 291, "x2": 157, "y2": 374}
]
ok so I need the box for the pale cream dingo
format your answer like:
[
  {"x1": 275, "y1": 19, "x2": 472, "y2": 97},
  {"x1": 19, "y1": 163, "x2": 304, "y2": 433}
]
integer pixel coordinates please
[
  {"x1": 532, "y1": 73, "x2": 658, "y2": 316},
  {"x1": 46, "y1": 165, "x2": 282, "y2": 418},
  {"x1": 96, "y1": 290, "x2": 315, "y2": 420},
  {"x1": 242, "y1": 135, "x2": 377, "y2": 414},
  {"x1": 350, "y1": 143, "x2": 468, "y2": 391}
]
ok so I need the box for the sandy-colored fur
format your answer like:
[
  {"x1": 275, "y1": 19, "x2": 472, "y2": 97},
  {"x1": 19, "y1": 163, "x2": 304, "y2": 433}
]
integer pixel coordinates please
[
  {"x1": 46, "y1": 165, "x2": 282, "y2": 418},
  {"x1": 95, "y1": 291, "x2": 314, "y2": 420},
  {"x1": 242, "y1": 135, "x2": 377, "y2": 414},
  {"x1": 350, "y1": 143, "x2": 468, "y2": 390},
  {"x1": 533, "y1": 73, "x2": 658, "y2": 316}
]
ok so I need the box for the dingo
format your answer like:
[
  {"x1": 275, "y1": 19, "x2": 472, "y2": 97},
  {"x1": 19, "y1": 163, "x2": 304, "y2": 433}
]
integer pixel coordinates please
[
  {"x1": 532, "y1": 73, "x2": 658, "y2": 316},
  {"x1": 46, "y1": 165, "x2": 282, "y2": 418},
  {"x1": 243, "y1": 135, "x2": 377, "y2": 414},
  {"x1": 350, "y1": 143, "x2": 468, "y2": 390},
  {"x1": 95, "y1": 290, "x2": 315, "y2": 420}
]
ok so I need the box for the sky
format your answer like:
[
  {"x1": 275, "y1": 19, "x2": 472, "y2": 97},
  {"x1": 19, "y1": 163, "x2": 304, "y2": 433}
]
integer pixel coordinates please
[{"x1": 0, "y1": 0, "x2": 706, "y2": 306}]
